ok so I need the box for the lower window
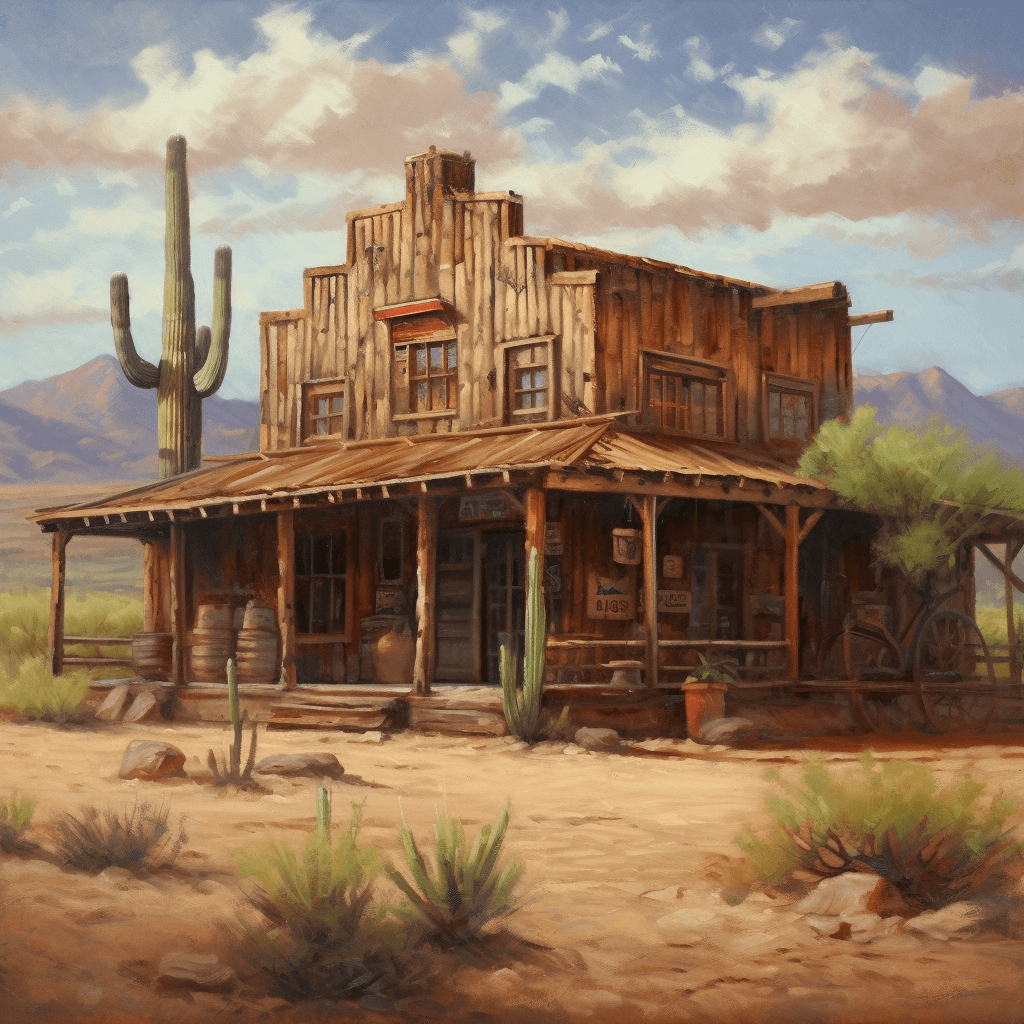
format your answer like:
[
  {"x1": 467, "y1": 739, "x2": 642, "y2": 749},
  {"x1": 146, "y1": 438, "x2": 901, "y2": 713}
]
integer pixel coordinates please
[{"x1": 295, "y1": 531, "x2": 347, "y2": 634}]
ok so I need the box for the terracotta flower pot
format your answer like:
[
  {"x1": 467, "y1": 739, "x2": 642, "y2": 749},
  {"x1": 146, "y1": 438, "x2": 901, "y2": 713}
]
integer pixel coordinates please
[{"x1": 680, "y1": 680, "x2": 727, "y2": 739}]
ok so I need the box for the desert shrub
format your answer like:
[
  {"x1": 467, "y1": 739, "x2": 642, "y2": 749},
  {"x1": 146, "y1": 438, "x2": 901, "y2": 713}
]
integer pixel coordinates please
[
  {"x1": 0, "y1": 795, "x2": 33, "y2": 853},
  {"x1": 0, "y1": 658, "x2": 91, "y2": 720},
  {"x1": 386, "y1": 799, "x2": 525, "y2": 946},
  {"x1": 736, "y1": 751, "x2": 1020, "y2": 910},
  {"x1": 233, "y1": 792, "x2": 407, "y2": 1002},
  {"x1": 54, "y1": 802, "x2": 187, "y2": 874}
]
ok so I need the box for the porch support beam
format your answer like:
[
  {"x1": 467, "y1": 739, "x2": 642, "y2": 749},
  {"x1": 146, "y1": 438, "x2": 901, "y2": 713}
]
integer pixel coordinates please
[
  {"x1": 169, "y1": 523, "x2": 187, "y2": 687},
  {"x1": 413, "y1": 496, "x2": 438, "y2": 696},
  {"x1": 640, "y1": 493, "x2": 658, "y2": 688},
  {"x1": 48, "y1": 530, "x2": 70, "y2": 677},
  {"x1": 277, "y1": 511, "x2": 296, "y2": 690},
  {"x1": 785, "y1": 506, "x2": 800, "y2": 682},
  {"x1": 1007, "y1": 539, "x2": 1024, "y2": 679},
  {"x1": 977, "y1": 541, "x2": 1024, "y2": 596}
]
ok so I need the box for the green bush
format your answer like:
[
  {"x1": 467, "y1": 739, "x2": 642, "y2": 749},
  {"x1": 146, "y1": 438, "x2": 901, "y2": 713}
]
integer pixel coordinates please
[
  {"x1": 0, "y1": 658, "x2": 91, "y2": 720},
  {"x1": 735, "y1": 752, "x2": 1019, "y2": 910},
  {"x1": 0, "y1": 795, "x2": 33, "y2": 853},
  {"x1": 385, "y1": 799, "x2": 525, "y2": 946},
  {"x1": 233, "y1": 795, "x2": 405, "y2": 1002},
  {"x1": 54, "y1": 802, "x2": 187, "y2": 874}
]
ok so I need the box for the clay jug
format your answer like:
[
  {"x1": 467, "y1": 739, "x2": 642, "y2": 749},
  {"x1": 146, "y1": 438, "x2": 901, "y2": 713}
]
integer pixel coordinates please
[{"x1": 375, "y1": 625, "x2": 415, "y2": 684}]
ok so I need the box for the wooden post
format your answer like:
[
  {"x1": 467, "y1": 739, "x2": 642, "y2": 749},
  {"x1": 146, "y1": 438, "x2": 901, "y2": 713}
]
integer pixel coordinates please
[
  {"x1": 413, "y1": 496, "x2": 438, "y2": 696},
  {"x1": 640, "y1": 494, "x2": 658, "y2": 688},
  {"x1": 785, "y1": 505, "x2": 800, "y2": 682},
  {"x1": 142, "y1": 536, "x2": 171, "y2": 632},
  {"x1": 277, "y1": 511, "x2": 296, "y2": 690},
  {"x1": 524, "y1": 486, "x2": 547, "y2": 563},
  {"x1": 1006, "y1": 539, "x2": 1023, "y2": 680},
  {"x1": 168, "y1": 523, "x2": 187, "y2": 687},
  {"x1": 48, "y1": 530, "x2": 70, "y2": 677}
]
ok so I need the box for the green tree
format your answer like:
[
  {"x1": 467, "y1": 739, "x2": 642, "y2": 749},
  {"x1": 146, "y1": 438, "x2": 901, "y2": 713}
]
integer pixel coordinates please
[{"x1": 799, "y1": 407, "x2": 1024, "y2": 584}]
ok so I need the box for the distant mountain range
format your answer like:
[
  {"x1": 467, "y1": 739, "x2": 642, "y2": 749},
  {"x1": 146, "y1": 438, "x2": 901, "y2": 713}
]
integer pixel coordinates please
[
  {"x1": 0, "y1": 354, "x2": 259, "y2": 483},
  {"x1": 0, "y1": 356, "x2": 1022, "y2": 485}
]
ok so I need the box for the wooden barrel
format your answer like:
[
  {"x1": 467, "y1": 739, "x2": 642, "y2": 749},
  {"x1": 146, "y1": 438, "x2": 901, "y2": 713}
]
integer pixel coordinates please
[
  {"x1": 195, "y1": 604, "x2": 232, "y2": 630},
  {"x1": 190, "y1": 626, "x2": 235, "y2": 682},
  {"x1": 242, "y1": 603, "x2": 277, "y2": 632},
  {"x1": 131, "y1": 632, "x2": 174, "y2": 681},
  {"x1": 236, "y1": 628, "x2": 278, "y2": 683}
]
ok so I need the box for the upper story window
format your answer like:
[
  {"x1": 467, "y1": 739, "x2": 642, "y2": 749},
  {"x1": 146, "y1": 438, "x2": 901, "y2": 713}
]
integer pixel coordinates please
[
  {"x1": 303, "y1": 380, "x2": 347, "y2": 441},
  {"x1": 642, "y1": 352, "x2": 729, "y2": 439},
  {"x1": 763, "y1": 374, "x2": 817, "y2": 444},
  {"x1": 378, "y1": 304, "x2": 459, "y2": 420},
  {"x1": 295, "y1": 530, "x2": 348, "y2": 636},
  {"x1": 500, "y1": 336, "x2": 559, "y2": 424},
  {"x1": 405, "y1": 339, "x2": 458, "y2": 413}
]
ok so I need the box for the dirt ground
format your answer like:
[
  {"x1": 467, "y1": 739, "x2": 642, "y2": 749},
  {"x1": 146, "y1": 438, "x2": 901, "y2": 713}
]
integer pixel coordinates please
[{"x1": 4, "y1": 720, "x2": 1024, "y2": 1024}]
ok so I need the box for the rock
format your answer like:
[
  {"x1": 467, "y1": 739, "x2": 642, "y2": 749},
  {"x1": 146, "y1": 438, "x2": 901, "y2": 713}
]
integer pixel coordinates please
[
  {"x1": 866, "y1": 878, "x2": 916, "y2": 918},
  {"x1": 254, "y1": 752, "x2": 344, "y2": 779},
  {"x1": 796, "y1": 872, "x2": 881, "y2": 916},
  {"x1": 904, "y1": 901, "x2": 993, "y2": 940},
  {"x1": 641, "y1": 885, "x2": 685, "y2": 902},
  {"x1": 122, "y1": 691, "x2": 160, "y2": 724},
  {"x1": 842, "y1": 910, "x2": 902, "y2": 943},
  {"x1": 118, "y1": 740, "x2": 186, "y2": 781},
  {"x1": 95, "y1": 685, "x2": 131, "y2": 722},
  {"x1": 697, "y1": 717, "x2": 756, "y2": 745},
  {"x1": 574, "y1": 727, "x2": 621, "y2": 751},
  {"x1": 155, "y1": 952, "x2": 236, "y2": 992},
  {"x1": 655, "y1": 906, "x2": 722, "y2": 945}
]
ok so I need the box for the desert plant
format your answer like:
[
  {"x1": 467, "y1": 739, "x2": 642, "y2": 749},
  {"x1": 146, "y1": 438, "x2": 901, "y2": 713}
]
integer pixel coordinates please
[
  {"x1": 207, "y1": 659, "x2": 259, "y2": 788},
  {"x1": 233, "y1": 790, "x2": 404, "y2": 1002},
  {"x1": 54, "y1": 801, "x2": 187, "y2": 874},
  {"x1": 110, "y1": 134, "x2": 231, "y2": 478},
  {"x1": 736, "y1": 751, "x2": 1020, "y2": 910},
  {"x1": 385, "y1": 799, "x2": 525, "y2": 946},
  {"x1": 0, "y1": 795, "x2": 34, "y2": 854},
  {"x1": 0, "y1": 658, "x2": 91, "y2": 721}
]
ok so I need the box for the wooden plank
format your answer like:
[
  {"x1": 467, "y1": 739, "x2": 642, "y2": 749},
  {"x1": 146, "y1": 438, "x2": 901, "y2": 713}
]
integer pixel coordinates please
[
  {"x1": 401, "y1": 160, "x2": 415, "y2": 301},
  {"x1": 848, "y1": 310, "x2": 894, "y2": 327},
  {"x1": 277, "y1": 511, "x2": 296, "y2": 690},
  {"x1": 413, "y1": 496, "x2": 438, "y2": 695},
  {"x1": 48, "y1": 530, "x2": 70, "y2": 676},
  {"x1": 640, "y1": 494, "x2": 658, "y2": 688},
  {"x1": 62, "y1": 657, "x2": 133, "y2": 667},
  {"x1": 406, "y1": 706, "x2": 508, "y2": 736},
  {"x1": 169, "y1": 523, "x2": 186, "y2": 687},
  {"x1": 267, "y1": 707, "x2": 391, "y2": 730},
  {"x1": 752, "y1": 282, "x2": 844, "y2": 309},
  {"x1": 259, "y1": 322, "x2": 270, "y2": 450},
  {"x1": 550, "y1": 270, "x2": 598, "y2": 286},
  {"x1": 440, "y1": 198, "x2": 455, "y2": 303},
  {"x1": 785, "y1": 505, "x2": 800, "y2": 682},
  {"x1": 525, "y1": 486, "x2": 546, "y2": 567},
  {"x1": 1007, "y1": 539, "x2": 1023, "y2": 678}
]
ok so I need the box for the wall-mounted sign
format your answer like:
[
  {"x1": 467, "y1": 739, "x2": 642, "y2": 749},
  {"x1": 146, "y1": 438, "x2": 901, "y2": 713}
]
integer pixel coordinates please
[
  {"x1": 662, "y1": 555, "x2": 684, "y2": 579},
  {"x1": 657, "y1": 589, "x2": 691, "y2": 614},
  {"x1": 459, "y1": 493, "x2": 511, "y2": 521},
  {"x1": 545, "y1": 522, "x2": 563, "y2": 555},
  {"x1": 545, "y1": 561, "x2": 561, "y2": 593},
  {"x1": 375, "y1": 585, "x2": 405, "y2": 614},
  {"x1": 587, "y1": 572, "x2": 635, "y2": 620},
  {"x1": 612, "y1": 528, "x2": 642, "y2": 565}
]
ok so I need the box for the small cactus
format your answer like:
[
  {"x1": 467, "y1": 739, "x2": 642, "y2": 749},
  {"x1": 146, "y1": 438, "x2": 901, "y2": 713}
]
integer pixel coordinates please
[
  {"x1": 208, "y1": 658, "x2": 259, "y2": 788},
  {"x1": 110, "y1": 135, "x2": 231, "y2": 478}
]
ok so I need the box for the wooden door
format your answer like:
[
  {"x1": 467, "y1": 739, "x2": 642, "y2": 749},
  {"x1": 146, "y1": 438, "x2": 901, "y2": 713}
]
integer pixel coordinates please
[
  {"x1": 484, "y1": 530, "x2": 526, "y2": 684},
  {"x1": 435, "y1": 529, "x2": 481, "y2": 682}
]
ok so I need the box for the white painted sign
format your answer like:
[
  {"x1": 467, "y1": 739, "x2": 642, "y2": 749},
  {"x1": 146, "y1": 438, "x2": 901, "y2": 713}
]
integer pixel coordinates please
[
  {"x1": 657, "y1": 589, "x2": 691, "y2": 613},
  {"x1": 587, "y1": 572, "x2": 635, "y2": 620}
]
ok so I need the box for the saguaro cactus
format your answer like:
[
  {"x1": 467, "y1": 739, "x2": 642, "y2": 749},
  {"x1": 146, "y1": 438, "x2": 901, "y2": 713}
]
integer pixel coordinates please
[{"x1": 110, "y1": 134, "x2": 231, "y2": 478}]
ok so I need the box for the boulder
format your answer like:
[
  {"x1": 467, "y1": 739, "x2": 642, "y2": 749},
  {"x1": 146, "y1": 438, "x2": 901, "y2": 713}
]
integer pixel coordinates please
[
  {"x1": 904, "y1": 901, "x2": 993, "y2": 940},
  {"x1": 796, "y1": 872, "x2": 881, "y2": 916},
  {"x1": 95, "y1": 685, "x2": 131, "y2": 723},
  {"x1": 155, "y1": 952, "x2": 236, "y2": 992},
  {"x1": 118, "y1": 740, "x2": 186, "y2": 781},
  {"x1": 574, "y1": 727, "x2": 622, "y2": 751},
  {"x1": 697, "y1": 716, "x2": 756, "y2": 745},
  {"x1": 254, "y1": 752, "x2": 344, "y2": 779},
  {"x1": 122, "y1": 691, "x2": 160, "y2": 724}
]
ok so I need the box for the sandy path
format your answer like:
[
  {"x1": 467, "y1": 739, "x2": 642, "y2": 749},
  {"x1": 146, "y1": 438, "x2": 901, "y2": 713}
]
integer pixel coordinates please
[{"x1": 3, "y1": 720, "x2": 1024, "y2": 1023}]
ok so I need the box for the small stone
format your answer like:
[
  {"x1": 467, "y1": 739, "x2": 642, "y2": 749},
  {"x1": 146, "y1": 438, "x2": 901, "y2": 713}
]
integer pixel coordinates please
[
  {"x1": 96, "y1": 685, "x2": 130, "y2": 722},
  {"x1": 346, "y1": 731, "x2": 385, "y2": 744},
  {"x1": 904, "y1": 901, "x2": 992, "y2": 940},
  {"x1": 574, "y1": 727, "x2": 621, "y2": 751},
  {"x1": 155, "y1": 952, "x2": 236, "y2": 992},
  {"x1": 796, "y1": 872, "x2": 880, "y2": 916},
  {"x1": 485, "y1": 967, "x2": 520, "y2": 994},
  {"x1": 655, "y1": 906, "x2": 721, "y2": 945},
  {"x1": 641, "y1": 885, "x2": 684, "y2": 902},
  {"x1": 866, "y1": 878, "x2": 915, "y2": 918},
  {"x1": 118, "y1": 740, "x2": 186, "y2": 781},
  {"x1": 697, "y1": 717, "x2": 756, "y2": 745},
  {"x1": 122, "y1": 691, "x2": 161, "y2": 724},
  {"x1": 254, "y1": 752, "x2": 344, "y2": 779}
]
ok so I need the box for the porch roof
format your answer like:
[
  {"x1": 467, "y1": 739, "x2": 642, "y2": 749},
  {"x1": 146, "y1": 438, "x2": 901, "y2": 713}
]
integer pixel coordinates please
[{"x1": 31, "y1": 418, "x2": 830, "y2": 532}]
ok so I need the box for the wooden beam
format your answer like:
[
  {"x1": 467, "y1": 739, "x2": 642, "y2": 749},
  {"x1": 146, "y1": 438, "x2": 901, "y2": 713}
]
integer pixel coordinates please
[
  {"x1": 785, "y1": 505, "x2": 800, "y2": 682},
  {"x1": 977, "y1": 541, "x2": 1024, "y2": 596},
  {"x1": 1006, "y1": 539, "x2": 1024, "y2": 679},
  {"x1": 169, "y1": 523, "x2": 186, "y2": 688},
  {"x1": 47, "y1": 530, "x2": 70, "y2": 676},
  {"x1": 757, "y1": 504, "x2": 786, "y2": 540},
  {"x1": 751, "y1": 281, "x2": 844, "y2": 309},
  {"x1": 798, "y1": 510, "x2": 825, "y2": 545},
  {"x1": 524, "y1": 486, "x2": 546, "y2": 564},
  {"x1": 848, "y1": 310, "x2": 894, "y2": 327},
  {"x1": 413, "y1": 496, "x2": 438, "y2": 696},
  {"x1": 277, "y1": 511, "x2": 296, "y2": 690},
  {"x1": 640, "y1": 493, "x2": 658, "y2": 688},
  {"x1": 142, "y1": 537, "x2": 170, "y2": 633}
]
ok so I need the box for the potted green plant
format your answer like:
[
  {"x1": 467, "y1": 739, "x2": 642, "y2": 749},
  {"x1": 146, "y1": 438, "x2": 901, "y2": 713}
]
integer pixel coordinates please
[{"x1": 681, "y1": 654, "x2": 739, "y2": 738}]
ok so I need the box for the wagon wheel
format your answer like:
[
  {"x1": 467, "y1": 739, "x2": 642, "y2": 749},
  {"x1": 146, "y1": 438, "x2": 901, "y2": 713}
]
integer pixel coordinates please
[
  {"x1": 914, "y1": 610, "x2": 997, "y2": 733},
  {"x1": 849, "y1": 636, "x2": 915, "y2": 734}
]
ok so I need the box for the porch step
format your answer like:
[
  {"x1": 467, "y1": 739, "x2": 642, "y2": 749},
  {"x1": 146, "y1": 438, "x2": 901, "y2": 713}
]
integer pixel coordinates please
[
  {"x1": 406, "y1": 688, "x2": 508, "y2": 736},
  {"x1": 267, "y1": 697, "x2": 408, "y2": 732}
]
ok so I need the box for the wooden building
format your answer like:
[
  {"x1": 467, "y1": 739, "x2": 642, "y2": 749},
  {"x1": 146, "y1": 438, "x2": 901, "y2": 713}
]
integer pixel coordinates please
[{"x1": 32, "y1": 146, "x2": 908, "y2": 726}]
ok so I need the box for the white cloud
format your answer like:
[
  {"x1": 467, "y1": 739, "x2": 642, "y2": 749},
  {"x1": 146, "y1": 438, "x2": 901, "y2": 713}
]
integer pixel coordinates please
[
  {"x1": 497, "y1": 51, "x2": 621, "y2": 113},
  {"x1": 3, "y1": 198, "x2": 31, "y2": 219},
  {"x1": 542, "y1": 10, "x2": 570, "y2": 47},
  {"x1": 446, "y1": 9, "x2": 508, "y2": 70},
  {"x1": 583, "y1": 21, "x2": 613, "y2": 43},
  {"x1": 683, "y1": 36, "x2": 718, "y2": 83},
  {"x1": 618, "y1": 30, "x2": 658, "y2": 62},
  {"x1": 914, "y1": 64, "x2": 971, "y2": 99},
  {"x1": 753, "y1": 18, "x2": 802, "y2": 51},
  {"x1": 54, "y1": 177, "x2": 76, "y2": 197}
]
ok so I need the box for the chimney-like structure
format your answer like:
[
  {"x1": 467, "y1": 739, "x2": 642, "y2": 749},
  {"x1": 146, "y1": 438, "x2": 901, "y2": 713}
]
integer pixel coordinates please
[{"x1": 403, "y1": 146, "x2": 475, "y2": 299}]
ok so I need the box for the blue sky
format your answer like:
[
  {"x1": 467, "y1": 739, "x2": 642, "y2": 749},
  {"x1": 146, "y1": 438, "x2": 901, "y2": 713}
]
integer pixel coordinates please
[{"x1": 2, "y1": 0, "x2": 1024, "y2": 401}]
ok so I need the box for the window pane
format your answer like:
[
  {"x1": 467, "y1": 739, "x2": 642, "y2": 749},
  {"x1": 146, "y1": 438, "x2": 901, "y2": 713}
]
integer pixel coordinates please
[
  {"x1": 330, "y1": 395, "x2": 344, "y2": 414},
  {"x1": 429, "y1": 343, "x2": 443, "y2": 369},
  {"x1": 380, "y1": 521, "x2": 402, "y2": 581},
  {"x1": 295, "y1": 536, "x2": 310, "y2": 576},
  {"x1": 535, "y1": 369, "x2": 547, "y2": 388},
  {"x1": 310, "y1": 581, "x2": 331, "y2": 633},
  {"x1": 332, "y1": 538, "x2": 347, "y2": 575},
  {"x1": 447, "y1": 341, "x2": 457, "y2": 368},
  {"x1": 415, "y1": 347, "x2": 427, "y2": 374},
  {"x1": 317, "y1": 398, "x2": 329, "y2": 416},
  {"x1": 769, "y1": 390, "x2": 781, "y2": 436},
  {"x1": 416, "y1": 381, "x2": 428, "y2": 410},
  {"x1": 705, "y1": 384, "x2": 718, "y2": 435},
  {"x1": 315, "y1": 419, "x2": 328, "y2": 435},
  {"x1": 332, "y1": 584, "x2": 345, "y2": 632},
  {"x1": 430, "y1": 378, "x2": 445, "y2": 410},
  {"x1": 296, "y1": 581, "x2": 311, "y2": 634},
  {"x1": 312, "y1": 535, "x2": 331, "y2": 574},
  {"x1": 795, "y1": 394, "x2": 809, "y2": 438}
]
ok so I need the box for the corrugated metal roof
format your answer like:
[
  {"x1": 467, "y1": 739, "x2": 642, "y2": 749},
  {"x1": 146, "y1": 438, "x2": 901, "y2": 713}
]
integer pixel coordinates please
[{"x1": 31, "y1": 420, "x2": 826, "y2": 527}]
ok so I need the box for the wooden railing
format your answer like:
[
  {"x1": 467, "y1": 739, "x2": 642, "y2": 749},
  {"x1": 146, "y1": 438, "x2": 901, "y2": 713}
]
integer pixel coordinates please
[{"x1": 61, "y1": 636, "x2": 133, "y2": 669}]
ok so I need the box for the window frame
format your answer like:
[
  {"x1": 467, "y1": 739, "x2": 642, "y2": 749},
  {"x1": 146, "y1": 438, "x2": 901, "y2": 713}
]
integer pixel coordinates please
[
  {"x1": 300, "y1": 378, "x2": 349, "y2": 444},
  {"x1": 761, "y1": 372, "x2": 818, "y2": 446},
  {"x1": 385, "y1": 307, "x2": 460, "y2": 423},
  {"x1": 640, "y1": 350, "x2": 733, "y2": 440},
  {"x1": 294, "y1": 526, "x2": 353, "y2": 642},
  {"x1": 498, "y1": 335, "x2": 560, "y2": 424}
]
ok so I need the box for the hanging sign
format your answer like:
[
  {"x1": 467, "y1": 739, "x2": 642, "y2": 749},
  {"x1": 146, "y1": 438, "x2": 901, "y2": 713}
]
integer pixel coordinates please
[
  {"x1": 459, "y1": 492, "x2": 511, "y2": 521},
  {"x1": 662, "y1": 555, "x2": 684, "y2": 579},
  {"x1": 587, "y1": 572, "x2": 635, "y2": 620},
  {"x1": 544, "y1": 522, "x2": 563, "y2": 555},
  {"x1": 657, "y1": 589, "x2": 691, "y2": 614}
]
